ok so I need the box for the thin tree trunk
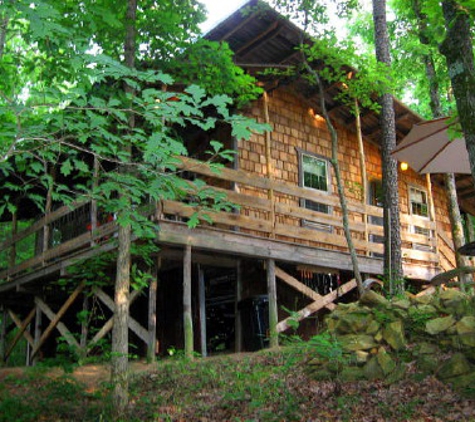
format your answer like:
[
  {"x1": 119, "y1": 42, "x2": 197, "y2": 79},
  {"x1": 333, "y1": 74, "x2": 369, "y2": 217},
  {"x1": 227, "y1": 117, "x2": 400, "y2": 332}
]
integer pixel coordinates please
[
  {"x1": 111, "y1": 0, "x2": 137, "y2": 413},
  {"x1": 372, "y1": 0, "x2": 403, "y2": 295},
  {"x1": 183, "y1": 245, "x2": 194, "y2": 358}
]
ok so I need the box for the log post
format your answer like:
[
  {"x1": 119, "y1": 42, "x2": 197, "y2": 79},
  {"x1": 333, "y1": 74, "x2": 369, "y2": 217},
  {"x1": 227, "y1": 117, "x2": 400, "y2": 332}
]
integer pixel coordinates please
[
  {"x1": 198, "y1": 264, "x2": 207, "y2": 357},
  {"x1": 32, "y1": 305, "x2": 42, "y2": 366},
  {"x1": 79, "y1": 294, "x2": 89, "y2": 357},
  {"x1": 147, "y1": 257, "x2": 159, "y2": 362},
  {"x1": 266, "y1": 258, "x2": 278, "y2": 348},
  {"x1": 0, "y1": 306, "x2": 6, "y2": 365},
  {"x1": 234, "y1": 260, "x2": 242, "y2": 352},
  {"x1": 8, "y1": 208, "x2": 17, "y2": 267},
  {"x1": 183, "y1": 245, "x2": 194, "y2": 358}
]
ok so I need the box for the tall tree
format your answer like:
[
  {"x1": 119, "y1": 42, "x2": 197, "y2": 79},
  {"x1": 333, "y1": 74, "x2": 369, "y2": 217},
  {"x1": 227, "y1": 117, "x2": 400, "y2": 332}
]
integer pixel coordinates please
[
  {"x1": 439, "y1": 1, "x2": 475, "y2": 182},
  {"x1": 371, "y1": 0, "x2": 403, "y2": 294}
]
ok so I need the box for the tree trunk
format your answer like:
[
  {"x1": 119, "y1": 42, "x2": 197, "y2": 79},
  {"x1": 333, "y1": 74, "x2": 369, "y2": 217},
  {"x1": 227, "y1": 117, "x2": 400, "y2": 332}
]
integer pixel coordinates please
[
  {"x1": 440, "y1": 1, "x2": 475, "y2": 182},
  {"x1": 111, "y1": 0, "x2": 137, "y2": 413},
  {"x1": 372, "y1": 0, "x2": 403, "y2": 295},
  {"x1": 412, "y1": 0, "x2": 470, "y2": 285}
]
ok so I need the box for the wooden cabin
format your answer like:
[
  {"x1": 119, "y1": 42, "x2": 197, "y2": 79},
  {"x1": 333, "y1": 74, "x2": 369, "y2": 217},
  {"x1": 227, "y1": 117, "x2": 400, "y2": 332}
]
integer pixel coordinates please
[{"x1": 0, "y1": 1, "x2": 470, "y2": 364}]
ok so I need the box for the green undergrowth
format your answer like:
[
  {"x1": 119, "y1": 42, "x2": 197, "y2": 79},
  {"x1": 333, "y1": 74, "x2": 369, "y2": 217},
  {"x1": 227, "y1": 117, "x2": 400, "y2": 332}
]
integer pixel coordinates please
[{"x1": 1, "y1": 340, "x2": 474, "y2": 421}]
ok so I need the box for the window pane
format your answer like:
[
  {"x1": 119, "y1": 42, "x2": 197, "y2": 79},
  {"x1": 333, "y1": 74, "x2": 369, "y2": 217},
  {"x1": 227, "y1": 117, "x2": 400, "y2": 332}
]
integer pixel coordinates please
[
  {"x1": 303, "y1": 155, "x2": 328, "y2": 191},
  {"x1": 409, "y1": 187, "x2": 428, "y2": 217}
]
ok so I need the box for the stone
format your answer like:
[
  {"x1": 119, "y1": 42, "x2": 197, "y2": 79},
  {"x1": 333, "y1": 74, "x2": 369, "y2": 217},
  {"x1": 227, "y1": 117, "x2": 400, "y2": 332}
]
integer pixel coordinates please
[
  {"x1": 459, "y1": 333, "x2": 475, "y2": 348},
  {"x1": 340, "y1": 366, "x2": 366, "y2": 382},
  {"x1": 437, "y1": 353, "x2": 472, "y2": 380},
  {"x1": 334, "y1": 312, "x2": 375, "y2": 334},
  {"x1": 392, "y1": 297, "x2": 411, "y2": 310},
  {"x1": 412, "y1": 294, "x2": 433, "y2": 305},
  {"x1": 425, "y1": 315, "x2": 456, "y2": 335},
  {"x1": 447, "y1": 371, "x2": 475, "y2": 390},
  {"x1": 416, "y1": 342, "x2": 440, "y2": 355},
  {"x1": 338, "y1": 334, "x2": 378, "y2": 352},
  {"x1": 354, "y1": 350, "x2": 369, "y2": 365},
  {"x1": 417, "y1": 355, "x2": 439, "y2": 374},
  {"x1": 384, "y1": 364, "x2": 407, "y2": 385},
  {"x1": 456, "y1": 316, "x2": 475, "y2": 335},
  {"x1": 439, "y1": 289, "x2": 467, "y2": 302},
  {"x1": 359, "y1": 290, "x2": 389, "y2": 308},
  {"x1": 365, "y1": 320, "x2": 381, "y2": 335},
  {"x1": 376, "y1": 348, "x2": 396, "y2": 376},
  {"x1": 364, "y1": 356, "x2": 384, "y2": 380},
  {"x1": 383, "y1": 320, "x2": 406, "y2": 351}
]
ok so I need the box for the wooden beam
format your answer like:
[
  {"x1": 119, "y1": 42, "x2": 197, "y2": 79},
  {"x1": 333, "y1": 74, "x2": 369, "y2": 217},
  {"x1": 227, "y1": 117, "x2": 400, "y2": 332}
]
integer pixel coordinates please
[
  {"x1": 274, "y1": 266, "x2": 336, "y2": 311},
  {"x1": 33, "y1": 294, "x2": 82, "y2": 358},
  {"x1": 276, "y1": 279, "x2": 357, "y2": 333},
  {"x1": 8, "y1": 309, "x2": 35, "y2": 347},
  {"x1": 5, "y1": 307, "x2": 36, "y2": 360},
  {"x1": 32, "y1": 305, "x2": 42, "y2": 366},
  {"x1": 87, "y1": 289, "x2": 142, "y2": 351},
  {"x1": 183, "y1": 245, "x2": 194, "y2": 358},
  {"x1": 94, "y1": 288, "x2": 149, "y2": 344},
  {"x1": 266, "y1": 259, "x2": 278, "y2": 347}
]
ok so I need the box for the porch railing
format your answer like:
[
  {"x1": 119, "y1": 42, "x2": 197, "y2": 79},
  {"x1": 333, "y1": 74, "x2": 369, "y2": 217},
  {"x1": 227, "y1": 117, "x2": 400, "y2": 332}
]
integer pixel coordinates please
[{"x1": 0, "y1": 156, "x2": 440, "y2": 284}]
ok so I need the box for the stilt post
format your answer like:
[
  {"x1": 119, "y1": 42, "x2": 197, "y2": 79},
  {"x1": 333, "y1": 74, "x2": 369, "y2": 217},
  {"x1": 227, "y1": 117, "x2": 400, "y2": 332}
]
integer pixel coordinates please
[
  {"x1": 183, "y1": 245, "x2": 194, "y2": 358},
  {"x1": 266, "y1": 258, "x2": 278, "y2": 348}
]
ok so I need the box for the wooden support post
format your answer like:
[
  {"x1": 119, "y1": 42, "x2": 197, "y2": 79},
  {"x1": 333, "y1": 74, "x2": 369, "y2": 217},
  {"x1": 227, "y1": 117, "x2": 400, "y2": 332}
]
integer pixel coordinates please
[
  {"x1": 235, "y1": 260, "x2": 242, "y2": 353},
  {"x1": 33, "y1": 305, "x2": 42, "y2": 366},
  {"x1": 266, "y1": 258, "x2": 278, "y2": 348},
  {"x1": 42, "y1": 165, "x2": 55, "y2": 255},
  {"x1": 426, "y1": 174, "x2": 439, "y2": 257},
  {"x1": 0, "y1": 306, "x2": 7, "y2": 365},
  {"x1": 183, "y1": 244, "x2": 194, "y2": 359},
  {"x1": 147, "y1": 258, "x2": 159, "y2": 362},
  {"x1": 80, "y1": 294, "x2": 89, "y2": 355},
  {"x1": 198, "y1": 265, "x2": 207, "y2": 357}
]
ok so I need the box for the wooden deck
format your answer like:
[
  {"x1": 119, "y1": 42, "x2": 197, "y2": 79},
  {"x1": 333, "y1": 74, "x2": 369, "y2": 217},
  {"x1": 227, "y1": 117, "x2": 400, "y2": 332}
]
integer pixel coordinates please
[{"x1": 0, "y1": 156, "x2": 446, "y2": 293}]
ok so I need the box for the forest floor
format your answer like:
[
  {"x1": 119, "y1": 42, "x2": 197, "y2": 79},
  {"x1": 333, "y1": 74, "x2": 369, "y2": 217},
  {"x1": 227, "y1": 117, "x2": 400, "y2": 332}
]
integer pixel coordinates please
[{"x1": 0, "y1": 348, "x2": 475, "y2": 421}]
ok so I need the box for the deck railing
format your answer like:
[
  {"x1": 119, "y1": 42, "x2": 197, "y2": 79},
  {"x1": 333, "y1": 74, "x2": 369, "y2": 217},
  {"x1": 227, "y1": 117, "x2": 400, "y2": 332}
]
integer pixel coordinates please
[{"x1": 0, "y1": 156, "x2": 440, "y2": 283}]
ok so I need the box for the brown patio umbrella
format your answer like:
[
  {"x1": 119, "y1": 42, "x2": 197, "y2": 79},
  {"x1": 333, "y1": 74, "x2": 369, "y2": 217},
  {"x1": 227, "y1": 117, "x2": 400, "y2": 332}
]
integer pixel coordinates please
[{"x1": 391, "y1": 117, "x2": 471, "y2": 174}]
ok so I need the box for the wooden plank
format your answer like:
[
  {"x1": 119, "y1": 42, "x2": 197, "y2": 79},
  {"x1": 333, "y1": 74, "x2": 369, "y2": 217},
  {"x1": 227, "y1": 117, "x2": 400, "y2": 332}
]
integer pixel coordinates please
[
  {"x1": 276, "y1": 279, "x2": 357, "y2": 333},
  {"x1": 5, "y1": 307, "x2": 36, "y2": 360},
  {"x1": 183, "y1": 244, "x2": 194, "y2": 358},
  {"x1": 94, "y1": 288, "x2": 149, "y2": 344},
  {"x1": 156, "y1": 222, "x2": 385, "y2": 276},
  {"x1": 266, "y1": 259, "x2": 278, "y2": 347},
  {"x1": 8, "y1": 309, "x2": 35, "y2": 347},
  {"x1": 275, "y1": 266, "x2": 336, "y2": 311},
  {"x1": 33, "y1": 293, "x2": 82, "y2": 357},
  {"x1": 162, "y1": 200, "x2": 272, "y2": 233}
]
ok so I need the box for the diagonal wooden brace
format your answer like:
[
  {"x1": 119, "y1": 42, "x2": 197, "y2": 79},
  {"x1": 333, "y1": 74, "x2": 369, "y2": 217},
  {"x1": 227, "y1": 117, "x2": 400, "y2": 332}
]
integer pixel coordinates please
[
  {"x1": 275, "y1": 266, "x2": 336, "y2": 311},
  {"x1": 8, "y1": 309, "x2": 35, "y2": 348},
  {"x1": 31, "y1": 281, "x2": 85, "y2": 359},
  {"x1": 276, "y1": 279, "x2": 357, "y2": 333},
  {"x1": 5, "y1": 307, "x2": 36, "y2": 360},
  {"x1": 93, "y1": 288, "x2": 148, "y2": 343}
]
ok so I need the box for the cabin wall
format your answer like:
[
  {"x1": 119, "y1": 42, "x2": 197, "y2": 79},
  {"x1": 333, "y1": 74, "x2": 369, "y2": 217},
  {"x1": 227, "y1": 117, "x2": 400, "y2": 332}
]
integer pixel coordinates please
[{"x1": 238, "y1": 87, "x2": 454, "y2": 275}]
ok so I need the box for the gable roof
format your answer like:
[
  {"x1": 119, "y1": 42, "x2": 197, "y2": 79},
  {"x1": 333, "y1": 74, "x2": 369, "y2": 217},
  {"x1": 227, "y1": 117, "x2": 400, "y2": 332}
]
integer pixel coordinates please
[{"x1": 205, "y1": 0, "x2": 475, "y2": 216}]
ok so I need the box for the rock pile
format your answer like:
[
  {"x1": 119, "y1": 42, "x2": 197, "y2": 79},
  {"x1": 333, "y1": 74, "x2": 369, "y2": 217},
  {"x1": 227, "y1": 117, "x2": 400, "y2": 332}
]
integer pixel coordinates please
[{"x1": 308, "y1": 288, "x2": 475, "y2": 391}]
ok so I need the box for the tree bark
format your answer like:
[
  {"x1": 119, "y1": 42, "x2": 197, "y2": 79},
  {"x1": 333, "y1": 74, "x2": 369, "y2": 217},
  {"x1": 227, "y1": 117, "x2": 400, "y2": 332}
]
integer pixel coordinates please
[
  {"x1": 440, "y1": 1, "x2": 475, "y2": 182},
  {"x1": 413, "y1": 0, "x2": 470, "y2": 284},
  {"x1": 372, "y1": 0, "x2": 403, "y2": 294},
  {"x1": 111, "y1": 0, "x2": 137, "y2": 413}
]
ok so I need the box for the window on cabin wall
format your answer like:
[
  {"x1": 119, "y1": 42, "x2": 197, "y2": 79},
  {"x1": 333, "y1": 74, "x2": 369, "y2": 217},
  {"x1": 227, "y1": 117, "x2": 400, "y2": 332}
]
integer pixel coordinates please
[
  {"x1": 368, "y1": 179, "x2": 384, "y2": 257},
  {"x1": 408, "y1": 185, "x2": 433, "y2": 251},
  {"x1": 298, "y1": 150, "x2": 332, "y2": 231}
]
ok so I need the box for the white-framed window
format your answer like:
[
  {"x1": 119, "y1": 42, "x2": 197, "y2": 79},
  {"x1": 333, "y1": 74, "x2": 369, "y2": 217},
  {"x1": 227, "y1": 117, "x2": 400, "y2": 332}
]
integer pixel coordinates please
[
  {"x1": 408, "y1": 185, "x2": 433, "y2": 251},
  {"x1": 298, "y1": 151, "x2": 332, "y2": 231}
]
